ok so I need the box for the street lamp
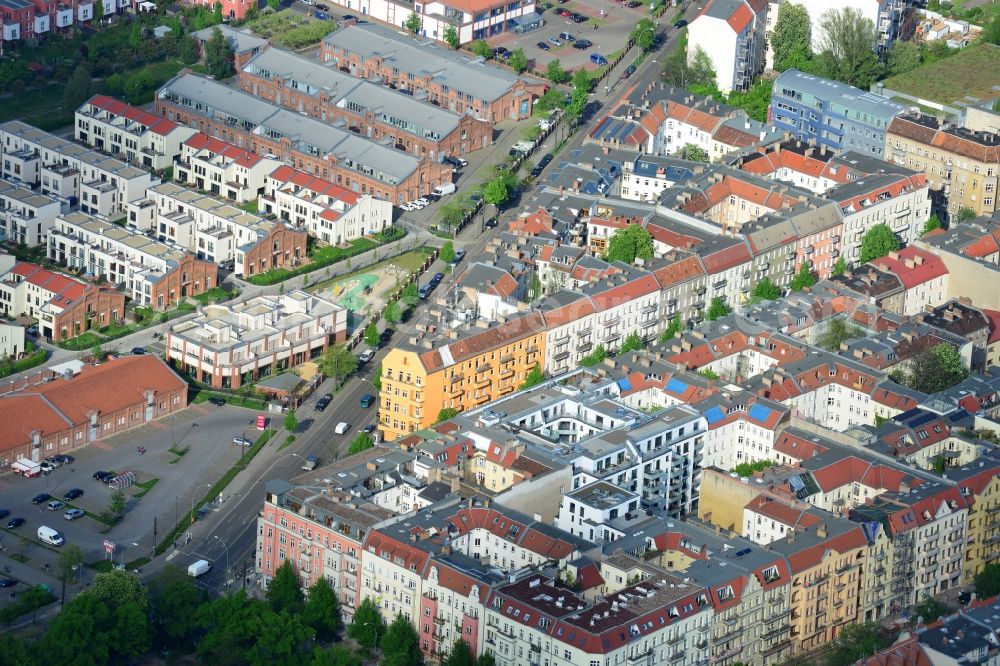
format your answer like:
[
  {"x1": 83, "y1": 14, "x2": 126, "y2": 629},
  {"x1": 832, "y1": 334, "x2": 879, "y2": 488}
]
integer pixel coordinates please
[{"x1": 214, "y1": 535, "x2": 230, "y2": 591}]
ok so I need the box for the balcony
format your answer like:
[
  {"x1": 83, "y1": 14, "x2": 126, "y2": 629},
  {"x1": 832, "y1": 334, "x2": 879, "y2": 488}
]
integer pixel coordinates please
[
  {"x1": 433, "y1": 616, "x2": 445, "y2": 626},
  {"x1": 578, "y1": 341, "x2": 592, "y2": 352}
]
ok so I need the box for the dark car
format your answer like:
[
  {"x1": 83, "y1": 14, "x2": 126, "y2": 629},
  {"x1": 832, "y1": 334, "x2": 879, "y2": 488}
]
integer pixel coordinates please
[
  {"x1": 418, "y1": 283, "x2": 433, "y2": 299},
  {"x1": 63, "y1": 488, "x2": 83, "y2": 502},
  {"x1": 573, "y1": 39, "x2": 592, "y2": 49},
  {"x1": 539, "y1": 153, "x2": 553, "y2": 167},
  {"x1": 360, "y1": 393, "x2": 376, "y2": 408},
  {"x1": 209, "y1": 396, "x2": 227, "y2": 406},
  {"x1": 554, "y1": 7, "x2": 570, "y2": 16},
  {"x1": 959, "y1": 590, "x2": 973, "y2": 605},
  {"x1": 621, "y1": 64, "x2": 637, "y2": 78},
  {"x1": 0, "y1": 579, "x2": 17, "y2": 588},
  {"x1": 131, "y1": 347, "x2": 146, "y2": 355},
  {"x1": 380, "y1": 328, "x2": 394, "y2": 344},
  {"x1": 93, "y1": 471, "x2": 112, "y2": 481},
  {"x1": 674, "y1": 18, "x2": 687, "y2": 28},
  {"x1": 531, "y1": 165, "x2": 544, "y2": 178},
  {"x1": 627, "y1": 1, "x2": 641, "y2": 6},
  {"x1": 6, "y1": 518, "x2": 24, "y2": 529},
  {"x1": 314, "y1": 10, "x2": 330, "y2": 19},
  {"x1": 315, "y1": 393, "x2": 333, "y2": 411},
  {"x1": 53, "y1": 454, "x2": 72, "y2": 464},
  {"x1": 341, "y1": 13, "x2": 356, "y2": 20},
  {"x1": 430, "y1": 272, "x2": 445, "y2": 286},
  {"x1": 315, "y1": 3, "x2": 327, "y2": 8},
  {"x1": 536, "y1": 41, "x2": 550, "y2": 50},
  {"x1": 362, "y1": 424, "x2": 378, "y2": 434},
  {"x1": 30, "y1": 493, "x2": 50, "y2": 505},
  {"x1": 484, "y1": 217, "x2": 499, "y2": 229},
  {"x1": 570, "y1": 12, "x2": 587, "y2": 22},
  {"x1": 493, "y1": 46, "x2": 508, "y2": 57}
]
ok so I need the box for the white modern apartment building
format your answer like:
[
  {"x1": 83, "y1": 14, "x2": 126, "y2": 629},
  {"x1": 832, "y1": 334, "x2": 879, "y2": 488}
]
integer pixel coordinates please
[
  {"x1": 0, "y1": 180, "x2": 61, "y2": 246},
  {"x1": 0, "y1": 120, "x2": 155, "y2": 220},
  {"x1": 687, "y1": 0, "x2": 768, "y2": 93},
  {"x1": 263, "y1": 166, "x2": 394, "y2": 245},
  {"x1": 166, "y1": 290, "x2": 347, "y2": 389},
  {"x1": 174, "y1": 133, "x2": 280, "y2": 204},
  {"x1": 75, "y1": 95, "x2": 199, "y2": 171}
]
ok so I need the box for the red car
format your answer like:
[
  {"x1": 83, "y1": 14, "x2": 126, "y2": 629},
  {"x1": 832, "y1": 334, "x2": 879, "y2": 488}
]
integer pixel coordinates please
[{"x1": 554, "y1": 7, "x2": 571, "y2": 16}]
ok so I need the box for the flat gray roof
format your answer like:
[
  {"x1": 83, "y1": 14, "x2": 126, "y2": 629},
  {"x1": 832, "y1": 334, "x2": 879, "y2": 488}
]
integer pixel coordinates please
[
  {"x1": 192, "y1": 24, "x2": 269, "y2": 53},
  {"x1": 160, "y1": 73, "x2": 276, "y2": 125},
  {"x1": 774, "y1": 69, "x2": 905, "y2": 121},
  {"x1": 244, "y1": 47, "x2": 363, "y2": 99}
]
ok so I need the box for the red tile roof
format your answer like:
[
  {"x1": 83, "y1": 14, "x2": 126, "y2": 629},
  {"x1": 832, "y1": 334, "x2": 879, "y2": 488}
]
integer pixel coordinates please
[
  {"x1": 870, "y1": 247, "x2": 947, "y2": 290},
  {"x1": 184, "y1": 133, "x2": 266, "y2": 168},
  {"x1": 267, "y1": 165, "x2": 360, "y2": 205},
  {"x1": 85, "y1": 94, "x2": 180, "y2": 137}
]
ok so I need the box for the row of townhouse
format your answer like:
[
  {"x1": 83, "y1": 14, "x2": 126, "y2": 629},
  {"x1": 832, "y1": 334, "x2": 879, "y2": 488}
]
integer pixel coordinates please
[
  {"x1": 127, "y1": 181, "x2": 308, "y2": 279},
  {"x1": 0, "y1": 0, "x2": 98, "y2": 43},
  {"x1": 154, "y1": 73, "x2": 453, "y2": 205},
  {"x1": 319, "y1": 23, "x2": 546, "y2": 121},
  {"x1": 173, "y1": 132, "x2": 281, "y2": 204},
  {"x1": 237, "y1": 47, "x2": 493, "y2": 163},
  {"x1": 0, "y1": 179, "x2": 61, "y2": 246},
  {"x1": 47, "y1": 211, "x2": 218, "y2": 310},
  {"x1": 0, "y1": 254, "x2": 125, "y2": 341},
  {"x1": 0, "y1": 120, "x2": 155, "y2": 220}
]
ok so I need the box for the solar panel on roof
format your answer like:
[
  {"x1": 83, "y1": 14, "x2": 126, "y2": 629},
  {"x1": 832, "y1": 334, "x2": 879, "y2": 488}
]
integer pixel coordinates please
[
  {"x1": 666, "y1": 378, "x2": 688, "y2": 394},
  {"x1": 704, "y1": 406, "x2": 725, "y2": 425},
  {"x1": 748, "y1": 403, "x2": 773, "y2": 424}
]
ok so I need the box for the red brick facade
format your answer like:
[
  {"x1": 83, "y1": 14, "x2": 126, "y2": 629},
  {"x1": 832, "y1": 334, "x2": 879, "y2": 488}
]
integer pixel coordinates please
[
  {"x1": 151, "y1": 254, "x2": 219, "y2": 310},
  {"x1": 238, "y1": 71, "x2": 494, "y2": 160},
  {"x1": 154, "y1": 99, "x2": 454, "y2": 203},
  {"x1": 241, "y1": 223, "x2": 308, "y2": 278},
  {"x1": 320, "y1": 44, "x2": 547, "y2": 123},
  {"x1": 51, "y1": 285, "x2": 126, "y2": 343}
]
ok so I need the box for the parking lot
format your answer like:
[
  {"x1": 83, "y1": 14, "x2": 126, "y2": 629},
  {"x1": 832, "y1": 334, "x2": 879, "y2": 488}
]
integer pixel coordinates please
[
  {"x1": 0, "y1": 402, "x2": 265, "y2": 572},
  {"x1": 490, "y1": 0, "x2": 648, "y2": 72}
]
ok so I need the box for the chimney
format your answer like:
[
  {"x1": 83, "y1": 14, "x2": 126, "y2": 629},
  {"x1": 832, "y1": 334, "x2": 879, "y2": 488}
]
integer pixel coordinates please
[{"x1": 816, "y1": 523, "x2": 827, "y2": 538}]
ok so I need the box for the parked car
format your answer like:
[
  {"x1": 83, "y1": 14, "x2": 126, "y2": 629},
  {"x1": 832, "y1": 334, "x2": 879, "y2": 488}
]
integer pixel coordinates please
[
  {"x1": 63, "y1": 489, "x2": 83, "y2": 502},
  {"x1": 573, "y1": 39, "x2": 593, "y2": 49},
  {"x1": 334, "y1": 422, "x2": 350, "y2": 435},
  {"x1": 531, "y1": 165, "x2": 544, "y2": 178},
  {"x1": 415, "y1": 197, "x2": 430, "y2": 206},
  {"x1": 233, "y1": 436, "x2": 253, "y2": 447},
  {"x1": 31, "y1": 493, "x2": 50, "y2": 505},
  {"x1": 314, "y1": 11, "x2": 330, "y2": 19},
  {"x1": 484, "y1": 217, "x2": 499, "y2": 229},
  {"x1": 673, "y1": 18, "x2": 687, "y2": 28},
  {"x1": 43, "y1": 456, "x2": 60, "y2": 468},
  {"x1": 93, "y1": 471, "x2": 112, "y2": 482},
  {"x1": 559, "y1": 31, "x2": 574, "y2": 41},
  {"x1": 590, "y1": 53, "x2": 608, "y2": 65},
  {"x1": 430, "y1": 272, "x2": 445, "y2": 286},
  {"x1": 418, "y1": 283, "x2": 433, "y2": 299},
  {"x1": 547, "y1": 36, "x2": 564, "y2": 45},
  {"x1": 315, "y1": 3, "x2": 327, "y2": 8},
  {"x1": 536, "y1": 41, "x2": 550, "y2": 50},
  {"x1": 209, "y1": 396, "x2": 227, "y2": 406},
  {"x1": 570, "y1": 12, "x2": 587, "y2": 22},
  {"x1": 341, "y1": 13, "x2": 356, "y2": 20},
  {"x1": 360, "y1": 393, "x2": 376, "y2": 408},
  {"x1": 362, "y1": 424, "x2": 378, "y2": 435},
  {"x1": 449, "y1": 250, "x2": 466, "y2": 267},
  {"x1": 47, "y1": 500, "x2": 66, "y2": 511},
  {"x1": 539, "y1": 153, "x2": 553, "y2": 167},
  {"x1": 553, "y1": 8, "x2": 570, "y2": 16},
  {"x1": 621, "y1": 64, "x2": 636, "y2": 78},
  {"x1": 443, "y1": 156, "x2": 464, "y2": 169},
  {"x1": 39, "y1": 462, "x2": 54, "y2": 473},
  {"x1": 315, "y1": 394, "x2": 333, "y2": 411},
  {"x1": 53, "y1": 454, "x2": 72, "y2": 465},
  {"x1": 6, "y1": 518, "x2": 24, "y2": 529},
  {"x1": 0, "y1": 579, "x2": 17, "y2": 588},
  {"x1": 131, "y1": 347, "x2": 146, "y2": 355},
  {"x1": 64, "y1": 509, "x2": 85, "y2": 521},
  {"x1": 359, "y1": 348, "x2": 376, "y2": 363},
  {"x1": 379, "y1": 328, "x2": 394, "y2": 345},
  {"x1": 627, "y1": 0, "x2": 642, "y2": 6}
]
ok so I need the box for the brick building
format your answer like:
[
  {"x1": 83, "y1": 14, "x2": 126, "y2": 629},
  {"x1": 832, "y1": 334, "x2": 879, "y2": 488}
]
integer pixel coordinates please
[{"x1": 239, "y1": 223, "x2": 307, "y2": 280}]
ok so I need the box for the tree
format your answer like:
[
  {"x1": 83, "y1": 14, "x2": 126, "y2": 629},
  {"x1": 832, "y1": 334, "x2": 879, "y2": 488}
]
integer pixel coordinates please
[
  {"x1": 771, "y1": 2, "x2": 811, "y2": 71},
  {"x1": 749, "y1": 277, "x2": 781, "y2": 303},
  {"x1": 508, "y1": 47, "x2": 529, "y2": 73},
  {"x1": 402, "y1": 282, "x2": 420, "y2": 308},
  {"x1": 727, "y1": 79, "x2": 773, "y2": 123},
  {"x1": 732, "y1": 459, "x2": 776, "y2": 476},
  {"x1": 706, "y1": 296, "x2": 731, "y2": 321},
  {"x1": 858, "y1": 223, "x2": 900, "y2": 263},
  {"x1": 922, "y1": 214, "x2": 942, "y2": 236},
  {"x1": 699, "y1": 368, "x2": 720, "y2": 380},
  {"x1": 975, "y1": 562, "x2": 1000, "y2": 600},
  {"x1": 956, "y1": 206, "x2": 978, "y2": 224},
  {"x1": 546, "y1": 58, "x2": 571, "y2": 84},
  {"x1": 440, "y1": 241, "x2": 456, "y2": 264},
  {"x1": 303, "y1": 575, "x2": 342, "y2": 642},
  {"x1": 179, "y1": 35, "x2": 201, "y2": 65},
  {"x1": 197, "y1": 592, "x2": 276, "y2": 665},
  {"x1": 906, "y1": 343, "x2": 968, "y2": 394},
  {"x1": 519, "y1": 364, "x2": 544, "y2": 390},
  {"x1": 631, "y1": 18, "x2": 656, "y2": 52},
  {"x1": 677, "y1": 143, "x2": 709, "y2": 162},
  {"x1": 385, "y1": 301, "x2": 404, "y2": 324},
  {"x1": 283, "y1": 410, "x2": 298, "y2": 434},
  {"x1": 403, "y1": 11, "x2": 422, "y2": 34},
  {"x1": 476, "y1": 655, "x2": 497, "y2": 666},
  {"x1": 887, "y1": 39, "x2": 923, "y2": 76},
  {"x1": 348, "y1": 432, "x2": 374, "y2": 455},
  {"x1": 789, "y1": 262, "x2": 817, "y2": 291},
  {"x1": 319, "y1": 344, "x2": 357, "y2": 387},
  {"x1": 535, "y1": 88, "x2": 568, "y2": 114},
  {"x1": 149, "y1": 566, "x2": 206, "y2": 651},
  {"x1": 825, "y1": 623, "x2": 886, "y2": 666},
  {"x1": 832, "y1": 256, "x2": 848, "y2": 277},
  {"x1": 605, "y1": 224, "x2": 654, "y2": 264},
  {"x1": 437, "y1": 407, "x2": 459, "y2": 423},
  {"x1": 471, "y1": 40, "x2": 493, "y2": 59},
  {"x1": 44, "y1": 593, "x2": 118, "y2": 664},
  {"x1": 267, "y1": 559, "x2": 304, "y2": 614},
  {"x1": 687, "y1": 45, "x2": 719, "y2": 90},
  {"x1": 482, "y1": 178, "x2": 509, "y2": 207},
  {"x1": 109, "y1": 488, "x2": 126, "y2": 520},
  {"x1": 443, "y1": 25, "x2": 460, "y2": 49},
  {"x1": 93, "y1": 0, "x2": 104, "y2": 22},
  {"x1": 819, "y1": 318, "x2": 864, "y2": 351},
  {"x1": 381, "y1": 613, "x2": 421, "y2": 665},
  {"x1": 914, "y1": 596, "x2": 950, "y2": 624},
  {"x1": 372, "y1": 362, "x2": 382, "y2": 390},
  {"x1": 442, "y1": 640, "x2": 476, "y2": 666},
  {"x1": 815, "y1": 8, "x2": 882, "y2": 88},
  {"x1": 347, "y1": 597, "x2": 384, "y2": 649},
  {"x1": 580, "y1": 344, "x2": 607, "y2": 367},
  {"x1": 205, "y1": 26, "x2": 235, "y2": 80},
  {"x1": 57, "y1": 543, "x2": 84, "y2": 582},
  {"x1": 63, "y1": 63, "x2": 92, "y2": 116},
  {"x1": 364, "y1": 323, "x2": 379, "y2": 348},
  {"x1": 572, "y1": 67, "x2": 591, "y2": 93},
  {"x1": 618, "y1": 331, "x2": 645, "y2": 355},
  {"x1": 659, "y1": 314, "x2": 683, "y2": 342},
  {"x1": 267, "y1": 0, "x2": 281, "y2": 9}
]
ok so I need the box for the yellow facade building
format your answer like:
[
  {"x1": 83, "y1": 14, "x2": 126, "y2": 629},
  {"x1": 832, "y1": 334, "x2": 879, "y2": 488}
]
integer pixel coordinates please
[
  {"x1": 378, "y1": 312, "x2": 547, "y2": 441},
  {"x1": 952, "y1": 454, "x2": 1000, "y2": 584}
]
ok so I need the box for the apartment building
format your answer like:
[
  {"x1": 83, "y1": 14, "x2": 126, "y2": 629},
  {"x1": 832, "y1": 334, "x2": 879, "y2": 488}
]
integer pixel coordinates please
[
  {"x1": 263, "y1": 166, "x2": 394, "y2": 245},
  {"x1": 0, "y1": 0, "x2": 94, "y2": 43},
  {"x1": 0, "y1": 258, "x2": 125, "y2": 342},
  {"x1": 916, "y1": 217, "x2": 1000, "y2": 311},
  {"x1": 166, "y1": 290, "x2": 347, "y2": 389},
  {"x1": 619, "y1": 154, "x2": 701, "y2": 202},
  {"x1": 182, "y1": 0, "x2": 253, "y2": 20},
  {"x1": 0, "y1": 180, "x2": 61, "y2": 246},
  {"x1": 868, "y1": 247, "x2": 949, "y2": 316},
  {"x1": 239, "y1": 48, "x2": 493, "y2": 161},
  {"x1": 885, "y1": 112, "x2": 1000, "y2": 222},
  {"x1": 191, "y1": 24, "x2": 268, "y2": 68},
  {"x1": 0, "y1": 120, "x2": 155, "y2": 219},
  {"x1": 378, "y1": 311, "x2": 547, "y2": 441},
  {"x1": 770, "y1": 70, "x2": 904, "y2": 156},
  {"x1": 320, "y1": 23, "x2": 546, "y2": 122},
  {"x1": 75, "y1": 95, "x2": 199, "y2": 171},
  {"x1": 47, "y1": 212, "x2": 218, "y2": 310},
  {"x1": 687, "y1": 0, "x2": 768, "y2": 94},
  {"x1": 947, "y1": 451, "x2": 1000, "y2": 585},
  {"x1": 173, "y1": 133, "x2": 281, "y2": 204},
  {"x1": 155, "y1": 73, "x2": 453, "y2": 204}
]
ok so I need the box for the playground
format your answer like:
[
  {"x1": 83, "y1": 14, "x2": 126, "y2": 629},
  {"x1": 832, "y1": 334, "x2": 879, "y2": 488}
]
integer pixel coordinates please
[{"x1": 311, "y1": 248, "x2": 435, "y2": 316}]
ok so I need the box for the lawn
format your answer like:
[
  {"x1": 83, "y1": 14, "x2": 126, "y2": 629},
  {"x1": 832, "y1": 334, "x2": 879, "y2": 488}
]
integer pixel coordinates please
[
  {"x1": 882, "y1": 42, "x2": 1000, "y2": 106},
  {"x1": 244, "y1": 10, "x2": 337, "y2": 48}
]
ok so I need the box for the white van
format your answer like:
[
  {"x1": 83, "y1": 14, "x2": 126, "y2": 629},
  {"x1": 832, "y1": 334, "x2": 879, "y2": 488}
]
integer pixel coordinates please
[
  {"x1": 37, "y1": 525, "x2": 64, "y2": 546},
  {"x1": 188, "y1": 559, "x2": 211, "y2": 577},
  {"x1": 433, "y1": 182, "x2": 456, "y2": 196},
  {"x1": 335, "y1": 421, "x2": 350, "y2": 435}
]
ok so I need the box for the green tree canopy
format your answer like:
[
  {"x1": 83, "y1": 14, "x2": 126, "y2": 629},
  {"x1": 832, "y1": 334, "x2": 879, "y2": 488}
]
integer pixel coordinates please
[
  {"x1": 302, "y1": 575, "x2": 342, "y2": 642},
  {"x1": 440, "y1": 241, "x2": 455, "y2": 263},
  {"x1": 380, "y1": 613, "x2": 421, "y2": 665},
  {"x1": 403, "y1": 11, "x2": 422, "y2": 34},
  {"x1": 347, "y1": 598, "x2": 385, "y2": 649},
  {"x1": 859, "y1": 223, "x2": 900, "y2": 263},
  {"x1": 443, "y1": 25, "x2": 460, "y2": 49},
  {"x1": 471, "y1": 40, "x2": 493, "y2": 59},
  {"x1": 677, "y1": 143, "x2": 709, "y2": 162},
  {"x1": 482, "y1": 178, "x2": 510, "y2": 207},
  {"x1": 902, "y1": 343, "x2": 969, "y2": 394},
  {"x1": 546, "y1": 59, "x2": 570, "y2": 84},
  {"x1": 508, "y1": 48, "x2": 529, "y2": 73},
  {"x1": 348, "y1": 432, "x2": 375, "y2": 455},
  {"x1": 922, "y1": 214, "x2": 942, "y2": 236},
  {"x1": 815, "y1": 7, "x2": 883, "y2": 88},
  {"x1": 364, "y1": 323, "x2": 380, "y2": 348},
  {"x1": 580, "y1": 344, "x2": 607, "y2": 367},
  {"x1": 749, "y1": 277, "x2": 782, "y2": 303},
  {"x1": 63, "y1": 63, "x2": 93, "y2": 113},
  {"x1": 619, "y1": 331, "x2": 644, "y2": 354},
  {"x1": 442, "y1": 640, "x2": 475, "y2": 666},
  {"x1": 887, "y1": 39, "x2": 923, "y2": 76},
  {"x1": 437, "y1": 407, "x2": 459, "y2": 423},
  {"x1": 706, "y1": 297, "x2": 731, "y2": 321},
  {"x1": 771, "y1": 2, "x2": 811, "y2": 70},
  {"x1": 726, "y1": 79, "x2": 773, "y2": 123},
  {"x1": 789, "y1": 262, "x2": 817, "y2": 291},
  {"x1": 205, "y1": 26, "x2": 235, "y2": 80},
  {"x1": 149, "y1": 566, "x2": 207, "y2": 651},
  {"x1": 832, "y1": 256, "x2": 848, "y2": 277},
  {"x1": 283, "y1": 410, "x2": 298, "y2": 434},
  {"x1": 319, "y1": 344, "x2": 358, "y2": 386},
  {"x1": 631, "y1": 18, "x2": 657, "y2": 52},
  {"x1": 266, "y1": 559, "x2": 304, "y2": 614},
  {"x1": 519, "y1": 363, "x2": 545, "y2": 390},
  {"x1": 659, "y1": 314, "x2": 683, "y2": 342},
  {"x1": 819, "y1": 318, "x2": 864, "y2": 351},
  {"x1": 956, "y1": 206, "x2": 978, "y2": 224},
  {"x1": 975, "y1": 562, "x2": 1000, "y2": 599},
  {"x1": 825, "y1": 623, "x2": 886, "y2": 666},
  {"x1": 914, "y1": 596, "x2": 951, "y2": 624},
  {"x1": 605, "y1": 224, "x2": 654, "y2": 264}
]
